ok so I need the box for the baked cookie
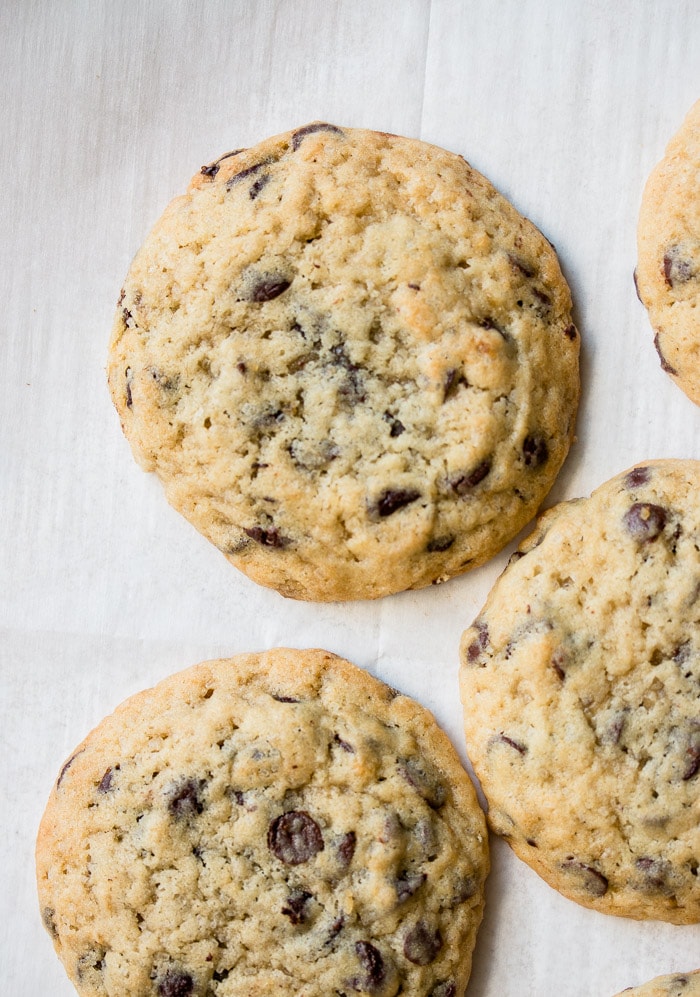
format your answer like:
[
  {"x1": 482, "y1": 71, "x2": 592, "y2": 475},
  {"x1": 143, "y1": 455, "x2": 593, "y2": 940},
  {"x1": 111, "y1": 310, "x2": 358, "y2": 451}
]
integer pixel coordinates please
[
  {"x1": 637, "y1": 100, "x2": 700, "y2": 405},
  {"x1": 37, "y1": 648, "x2": 489, "y2": 997},
  {"x1": 107, "y1": 123, "x2": 579, "y2": 601},
  {"x1": 614, "y1": 972, "x2": 700, "y2": 997},
  {"x1": 460, "y1": 460, "x2": 700, "y2": 923}
]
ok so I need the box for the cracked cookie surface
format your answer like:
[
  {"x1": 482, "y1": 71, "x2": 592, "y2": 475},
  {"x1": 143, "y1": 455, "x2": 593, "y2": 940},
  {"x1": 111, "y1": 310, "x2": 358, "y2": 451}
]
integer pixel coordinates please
[
  {"x1": 614, "y1": 972, "x2": 700, "y2": 997},
  {"x1": 460, "y1": 460, "x2": 700, "y2": 923},
  {"x1": 108, "y1": 123, "x2": 579, "y2": 601},
  {"x1": 637, "y1": 100, "x2": 700, "y2": 405},
  {"x1": 37, "y1": 648, "x2": 488, "y2": 996}
]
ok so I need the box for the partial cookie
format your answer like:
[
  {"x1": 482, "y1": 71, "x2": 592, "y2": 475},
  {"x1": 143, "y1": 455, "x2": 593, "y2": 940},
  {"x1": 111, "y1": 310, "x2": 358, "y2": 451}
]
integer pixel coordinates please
[
  {"x1": 108, "y1": 122, "x2": 579, "y2": 601},
  {"x1": 614, "y1": 972, "x2": 700, "y2": 997},
  {"x1": 37, "y1": 648, "x2": 488, "y2": 996},
  {"x1": 637, "y1": 100, "x2": 700, "y2": 405},
  {"x1": 460, "y1": 460, "x2": 700, "y2": 923}
]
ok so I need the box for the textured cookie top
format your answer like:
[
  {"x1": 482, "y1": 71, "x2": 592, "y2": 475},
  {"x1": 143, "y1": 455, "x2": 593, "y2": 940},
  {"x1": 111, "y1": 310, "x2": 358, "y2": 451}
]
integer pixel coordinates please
[
  {"x1": 614, "y1": 972, "x2": 700, "y2": 997},
  {"x1": 108, "y1": 123, "x2": 579, "y2": 601},
  {"x1": 37, "y1": 648, "x2": 488, "y2": 997},
  {"x1": 460, "y1": 460, "x2": 700, "y2": 923},
  {"x1": 637, "y1": 100, "x2": 700, "y2": 405}
]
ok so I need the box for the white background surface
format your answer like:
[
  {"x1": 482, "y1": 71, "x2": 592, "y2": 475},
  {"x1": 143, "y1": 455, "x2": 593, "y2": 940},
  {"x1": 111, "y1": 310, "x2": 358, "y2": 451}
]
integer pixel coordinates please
[{"x1": 2, "y1": 1, "x2": 700, "y2": 993}]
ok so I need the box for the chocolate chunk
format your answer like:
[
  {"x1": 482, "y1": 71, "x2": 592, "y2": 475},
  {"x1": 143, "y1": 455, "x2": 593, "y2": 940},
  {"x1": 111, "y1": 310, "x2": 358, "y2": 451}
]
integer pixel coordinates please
[
  {"x1": 268, "y1": 810, "x2": 324, "y2": 864},
  {"x1": 443, "y1": 367, "x2": 467, "y2": 401},
  {"x1": 157, "y1": 970, "x2": 194, "y2": 997},
  {"x1": 249, "y1": 173, "x2": 270, "y2": 200},
  {"x1": 427, "y1": 535, "x2": 455, "y2": 553},
  {"x1": 351, "y1": 941, "x2": 386, "y2": 993},
  {"x1": 403, "y1": 921, "x2": 442, "y2": 965},
  {"x1": 522, "y1": 435, "x2": 549, "y2": 467},
  {"x1": 497, "y1": 732, "x2": 527, "y2": 754},
  {"x1": 200, "y1": 149, "x2": 244, "y2": 177},
  {"x1": 383, "y1": 411, "x2": 405, "y2": 437},
  {"x1": 654, "y1": 333, "x2": 678, "y2": 375},
  {"x1": 281, "y1": 888, "x2": 313, "y2": 924},
  {"x1": 399, "y1": 757, "x2": 447, "y2": 809},
  {"x1": 370, "y1": 488, "x2": 421, "y2": 518},
  {"x1": 430, "y1": 984, "x2": 456, "y2": 997},
  {"x1": 395, "y1": 870, "x2": 427, "y2": 903},
  {"x1": 624, "y1": 466, "x2": 651, "y2": 489},
  {"x1": 98, "y1": 767, "x2": 116, "y2": 793},
  {"x1": 42, "y1": 907, "x2": 58, "y2": 938},
  {"x1": 337, "y1": 830, "x2": 356, "y2": 867},
  {"x1": 449, "y1": 460, "x2": 491, "y2": 495},
  {"x1": 248, "y1": 275, "x2": 292, "y2": 302},
  {"x1": 663, "y1": 245, "x2": 695, "y2": 286},
  {"x1": 623, "y1": 502, "x2": 667, "y2": 542},
  {"x1": 166, "y1": 778, "x2": 205, "y2": 819},
  {"x1": 291, "y1": 122, "x2": 345, "y2": 151},
  {"x1": 226, "y1": 160, "x2": 271, "y2": 189},
  {"x1": 562, "y1": 858, "x2": 608, "y2": 897},
  {"x1": 244, "y1": 525, "x2": 291, "y2": 549},
  {"x1": 564, "y1": 323, "x2": 577, "y2": 340}
]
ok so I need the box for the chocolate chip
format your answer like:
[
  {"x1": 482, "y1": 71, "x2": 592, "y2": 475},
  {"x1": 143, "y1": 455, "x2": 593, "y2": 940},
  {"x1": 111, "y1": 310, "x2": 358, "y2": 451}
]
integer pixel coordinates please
[
  {"x1": 451, "y1": 875, "x2": 478, "y2": 905},
  {"x1": 561, "y1": 858, "x2": 608, "y2": 897},
  {"x1": 281, "y1": 888, "x2": 312, "y2": 924},
  {"x1": 98, "y1": 767, "x2": 116, "y2": 793},
  {"x1": 623, "y1": 502, "x2": 667, "y2": 542},
  {"x1": 289, "y1": 438, "x2": 339, "y2": 471},
  {"x1": 244, "y1": 525, "x2": 291, "y2": 549},
  {"x1": 57, "y1": 750, "x2": 82, "y2": 788},
  {"x1": 603, "y1": 711, "x2": 628, "y2": 745},
  {"x1": 383, "y1": 411, "x2": 405, "y2": 437},
  {"x1": 443, "y1": 367, "x2": 467, "y2": 401},
  {"x1": 551, "y1": 648, "x2": 566, "y2": 681},
  {"x1": 291, "y1": 122, "x2": 345, "y2": 151},
  {"x1": 272, "y1": 694, "x2": 300, "y2": 703},
  {"x1": 370, "y1": 488, "x2": 421, "y2": 518},
  {"x1": 427, "y1": 535, "x2": 455, "y2": 553},
  {"x1": 497, "y1": 733, "x2": 527, "y2": 754},
  {"x1": 508, "y1": 253, "x2": 536, "y2": 278},
  {"x1": 226, "y1": 160, "x2": 271, "y2": 189},
  {"x1": 654, "y1": 333, "x2": 678, "y2": 375},
  {"x1": 624, "y1": 466, "x2": 651, "y2": 489},
  {"x1": 166, "y1": 778, "x2": 205, "y2": 819},
  {"x1": 200, "y1": 149, "x2": 245, "y2": 177},
  {"x1": 408, "y1": 282, "x2": 420, "y2": 290},
  {"x1": 635, "y1": 856, "x2": 671, "y2": 890},
  {"x1": 633, "y1": 268, "x2": 643, "y2": 302},
  {"x1": 268, "y1": 811, "x2": 324, "y2": 864},
  {"x1": 328, "y1": 344, "x2": 366, "y2": 406},
  {"x1": 395, "y1": 871, "x2": 427, "y2": 903},
  {"x1": 333, "y1": 733, "x2": 355, "y2": 753},
  {"x1": 325, "y1": 915, "x2": 345, "y2": 945},
  {"x1": 663, "y1": 245, "x2": 695, "y2": 286},
  {"x1": 249, "y1": 173, "x2": 270, "y2": 200},
  {"x1": 403, "y1": 921, "x2": 442, "y2": 965},
  {"x1": 450, "y1": 460, "x2": 491, "y2": 495},
  {"x1": 683, "y1": 736, "x2": 700, "y2": 781},
  {"x1": 212, "y1": 968, "x2": 230, "y2": 982},
  {"x1": 337, "y1": 831, "x2": 356, "y2": 866},
  {"x1": 124, "y1": 367, "x2": 133, "y2": 408},
  {"x1": 522, "y1": 435, "x2": 549, "y2": 467},
  {"x1": 77, "y1": 950, "x2": 106, "y2": 980},
  {"x1": 465, "y1": 621, "x2": 489, "y2": 663},
  {"x1": 351, "y1": 941, "x2": 386, "y2": 993},
  {"x1": 247, "y1": 275, "x2": 292, "y2": 302},
  {"x1": 399, "y1": 757, "x2": 447, "y2": 809},
  {"x1": 157, "y1": 970, "x2": 194, "y2": 997},
  {"x1": 564, "y1": 324, "x2": 577, "y2": 340},
  {"x1": 42, "y1": 907, "x2": 58, "y2": 938}
]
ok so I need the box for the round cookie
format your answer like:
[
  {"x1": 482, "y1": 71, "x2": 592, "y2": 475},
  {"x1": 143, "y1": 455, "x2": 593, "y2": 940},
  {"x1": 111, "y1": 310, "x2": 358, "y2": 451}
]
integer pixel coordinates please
[
  {"x1": 614, "y1": 972, "x2": 700, "y2": 997},
  {"x1": 37, "y1": 648, "x2": 489, "y2": 997},
  {"x1": 637, "y1": 100, "x2": 700, "y2": 405},
  {"x1": 107, "y1": 122, "x2": 579, "y2": 601},
  {"x1": 459, "y1": 460, "x2": 700, "y2": 923}
]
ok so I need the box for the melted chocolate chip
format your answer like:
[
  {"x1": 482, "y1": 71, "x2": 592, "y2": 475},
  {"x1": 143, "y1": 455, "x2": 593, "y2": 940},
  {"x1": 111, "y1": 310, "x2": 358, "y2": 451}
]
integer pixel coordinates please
[
  {"x1": 551, "y1": 648, "x2": 566, "y2": 681},
  {"x1": 522, "y1": 435, "x2": 549, "y2": 467},
  {"x1": 157, "y1": 970, "x2": 194, "y2": 997},
  {"x1": 370, "y1": 488, "x2": 421, "y2": 518},
  {"x1": 683, "y1": 738, "x2": 700, "y2": 781},
  {"x1": 268, "y1": 811, "x2": 324, "y2": 865},
  {"x1": 635, "y1": 856, "x2": 671, "y2": 890},
  {"x1": 98, "y1": 767, "x2": 115, "y2": 793},
  {"x1": 562, "y1": 858, "x2": 608, "y2": 897},
  {"x1": 124, "y1": 367, "x2": 133, "y2": 408},
  {"x1": 249, "y1": 173, "x2": 270, "y2": 200},
  {"x1": 272, "y1": 694, "x2": 300, "y2": 703},
  {"x1": 465, "y1": 622, "x2": 489, "y2": 663},
  {"x1": 624, "y1": 466, "x2": 651, "y2": 489},
  {"x1": 497, "y1": 733, "x2": 527, "y2": 754},
  {"x1": 226, "y1": 160, "x2": 271, "y2": 189},
  {"x1": 337, "y1": 830, "x2": 356, "y2": 866},
  {"x1": 449, "y1": 460, "x2": 492, "y2": 495},
  {"x1": 247, "y1": 275, "x2": 292, "y2": 302},
  {"x1": 399, "y1": 757, "x2": 447, "y2": 809},
  {"x1": 663, "y1": 245, "x2": 695, "y2": 286},
  {"x1": 623, "y1": 502, "x2": 667, "y2": 542},
  {"x1": 395, "y1": 870, "x2": 427, "y2": 903},
  {"x1": 244, "y1": 525, "x2": 291, "y2": 549},
  {"x1": 403, "y1": 921, "x2": 442, "y2": 965},
  {"x1": 333, "y1": 733, "x2": 355, "y2": 753},
  {"x1": 57, "y1": 751, "x2": 81, "y2": 788},
  {"x1": 352, "y1": 941, "x2": 386, "y2": 993},
  {"x1": 167, "y1": 778, "x2": 205, "y2": 819},
  {"x1": 200, "y1": 149, "x2": 245, "y2": 177},
  {"x1": 654, "y1": 333, "x2": 678, "y2": 375},
  {"x1": 508, "y1": 253, "x2": 536, "y2": 278},
  {"x1": 427, "y1": 535, "x2": 455, "y2": 553},
  {"x1": 281, "y1": 888, "x2": 313, "y2": 924},
  {"x1": 291, "y1": 123, "x2": 345, "y2": 151}
]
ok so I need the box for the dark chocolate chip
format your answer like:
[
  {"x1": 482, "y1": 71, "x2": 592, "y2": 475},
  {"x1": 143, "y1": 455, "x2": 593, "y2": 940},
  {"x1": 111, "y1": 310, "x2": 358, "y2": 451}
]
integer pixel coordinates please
[
  {"x1": 497, "y1": 733, "x2": 527, "y2": 755},
  {"x1": 268, "y1": 810, "x2": 324, "y2": 864},
  {"x1": 281, "y1": 888, "x2": 313, "y2": 924},
  {"x1": 561, "y1": 858, "x2": 608, "y2": 897},
  {"x1": 291, "y1": 122, "x2": 345, "y2": 151},
  {"x1": 408, "y1": 282, "x2": 420, "y2": 290},
  {"x1": 654, "y1": 332, "x2": 678, "y2": 375},
  {"x1": 333, "y1": 733, "x2": 355, "y2": 753},
  {"x1": 383, "y1": 411, "x2": 405, "y2": 437},
  {"x1": 351, "y1": 941, "x2": 386, "y2": 993},
  {"x1": 166, "y1": 778, "x2": 205, "y2": 819},
  {"x1": 249, "y1": 173, "x2": 270, "y2": 199},
  {"x1": 157, "y1": 970, "x2": 194, "y2": 997},
  {"x1": 663, "y1": 245, "x2": 695, "y2": 286},
  {"x1": 564, "y1": 323, "x2": 577, "y2": 340},
  {"x1": 42, "y1": 907, "x2": 58, "y2": 938},
  {"x1": 200, "y1": 149, "x2": 245, "y2": 177},
  {"x1": 226, "y1": 160, "x2": 271, "y2": 189},
  {"x1": 98, "y1": 767, "x2": 116, "y2": 793},
  {"x1": 403, "y1": 921, "x2": 442, "y2": 966},
  {"x1": 623, "y1": 502, "x2": 667, "y2": 542},
  {"x1": 337, "y1": 830, "x2": 356, "y2": 867},
  {"x1": 395, "y1": 871, "x2": 427, "y2": 903},
  {"x1": 522, "y1": 435, "x2": 549, "y2": 467},
  {"x1": 399, "y1": 757, "x2": 447, "y2": 809},
  {"x1": 244, "y1": 525, "x2": 291, "y2": 549},
  {"x1": 248, "y1": 275, "x2": 292, "y2": 302},
  {"x1": 370, "y1": 488, "x2": 421, "y2": 518},
  {"x1": 624, "y1": 466, "x2": 651, "y2": 489},
  {"x1": 450, "y1": 460, "x2": 491, "y2": 495},
  {"x1": 427, "y1": 535, "x2": 455, "y2": 553},
  {"x1": 443, "y1": 367, "x2": 467, "y2": 401}
]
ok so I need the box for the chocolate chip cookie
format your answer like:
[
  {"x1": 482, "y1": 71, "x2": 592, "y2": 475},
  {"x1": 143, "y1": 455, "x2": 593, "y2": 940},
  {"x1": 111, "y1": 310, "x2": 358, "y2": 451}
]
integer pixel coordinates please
[
  {"x1": 614, "y1": 972, "x2": 700, "y2": 997},
  {"x1": 37, "y1": 648, "x2": 489, "y2": 996},
  {"x1": 107, "y1": 123, "x2": 579, "y2": 601},
  {"x1": 637, "y1": 100, "x2": 700, "y2": 405},
  {"x1": 460, "y1": 460, "x2": 700, "y2": 923}
]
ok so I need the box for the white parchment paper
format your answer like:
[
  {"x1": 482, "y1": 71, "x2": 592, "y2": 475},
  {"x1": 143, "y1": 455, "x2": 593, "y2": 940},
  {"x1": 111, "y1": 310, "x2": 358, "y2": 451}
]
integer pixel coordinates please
[{"x1": 2, "y1": 1, "x2": 699, "y2": 993}]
